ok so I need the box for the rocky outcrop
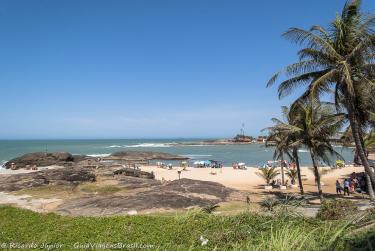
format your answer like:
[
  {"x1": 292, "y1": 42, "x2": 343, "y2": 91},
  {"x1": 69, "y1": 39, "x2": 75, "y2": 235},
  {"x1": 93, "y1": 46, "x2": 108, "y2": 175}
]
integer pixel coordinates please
[
  {"x1": 113, "y1": 168, "x2": 155, "y2": 179},
  {"x1": 3, "y1": 151, "x2": 187, "y2": 170},
  {"x1": 103, "y1": 151, "x2": 188, "y2": 161},
  {"x1": 0, "y1": 167, "x2": 96, "y2": 192},
  {"x1": 3, "y1": 152, "x2": 97, "y2": 169},
  {"x1": 57, "y1": 178, "x2": 238, "y2": 216}
]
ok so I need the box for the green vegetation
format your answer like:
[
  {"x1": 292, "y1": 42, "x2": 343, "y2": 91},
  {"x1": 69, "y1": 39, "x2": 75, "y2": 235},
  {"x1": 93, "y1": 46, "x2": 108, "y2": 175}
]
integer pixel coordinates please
[
  {"x1": 285, "y1": 168, "x2": 298, "y2": 185},
  {"x1": 267, "y1": 0, "x2": 375, "y2": 200},
  {"x1": 264, "y1": 102, "x2": 344, "y2": 202},
  {"x1": 12, "y1": 185, "x2": 76, "y2": 199},
  {"x1": 0, "y1": 206, "x2": 374, "y2": 250},
  {"x1": 317, "y1": 199, "x2": 358, "y2": 220},
  {"x1": 256, "y1": 167, "x2": 280, "y2": 185}
]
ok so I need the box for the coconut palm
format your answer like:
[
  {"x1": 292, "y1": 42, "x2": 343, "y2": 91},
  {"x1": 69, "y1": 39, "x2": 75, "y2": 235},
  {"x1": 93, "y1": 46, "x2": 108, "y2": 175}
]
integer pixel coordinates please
[
  {"x1": 264, "y1": 106, "x2": 305, "y2": 194},
  {"x1": 264, "y1": 128, "x2": 289, "y2": 186},
  {"x1": 267, "y1": 0, "x2": 375, "y2": 188},
  {"x1": 365, "y1": 130, "x2": 375, "y2": 150},
  {"x1": 341, "y1": 127, "x2": 375, "y2": 200},
  {"x1": 342, "y1": 128, "x2": 375, "y2": 160},
  {"x1": 285, "y1": 168, "x2": 298, "y2": 185},
  {"x1": 280, "y1": 100, "x2": 345, "y2": 201},
  {"x1": 256, "y1": 167, "x2": 280, "y2": 186}
]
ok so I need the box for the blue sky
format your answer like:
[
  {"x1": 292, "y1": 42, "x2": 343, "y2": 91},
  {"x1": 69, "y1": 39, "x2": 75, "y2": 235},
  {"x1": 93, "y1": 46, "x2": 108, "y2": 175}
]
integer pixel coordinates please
[{"x1": 0, "y1": 0, "x2": 374, "y2": 139}]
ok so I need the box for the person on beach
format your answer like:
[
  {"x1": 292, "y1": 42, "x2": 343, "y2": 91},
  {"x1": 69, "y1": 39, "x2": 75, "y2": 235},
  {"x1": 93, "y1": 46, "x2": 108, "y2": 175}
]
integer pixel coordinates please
[
  {"x1": 350, "y1": 179, "x2": 356, "y2": 193},
  {"x1": 271, "y1": 180, "x2": 276, "y2": 187},
  {"x1": 336, "y1": 180, "x2": 342, "y2": 195},
  {"x1": 343, "y1": 179, "x2": 350, "y2": 196}
]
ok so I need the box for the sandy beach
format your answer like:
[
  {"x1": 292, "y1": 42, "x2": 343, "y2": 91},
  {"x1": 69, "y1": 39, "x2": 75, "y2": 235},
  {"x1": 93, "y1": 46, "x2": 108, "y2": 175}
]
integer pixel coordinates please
[{"x1": 140, "y1": 165, "x2": 366, "y2": 194}]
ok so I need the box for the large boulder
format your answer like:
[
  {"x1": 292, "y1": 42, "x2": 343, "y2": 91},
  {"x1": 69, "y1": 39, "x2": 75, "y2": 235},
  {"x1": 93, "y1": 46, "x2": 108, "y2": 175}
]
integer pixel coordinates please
[{"x1": 4, "y1": 152, "x2": 78, "y2": 169}]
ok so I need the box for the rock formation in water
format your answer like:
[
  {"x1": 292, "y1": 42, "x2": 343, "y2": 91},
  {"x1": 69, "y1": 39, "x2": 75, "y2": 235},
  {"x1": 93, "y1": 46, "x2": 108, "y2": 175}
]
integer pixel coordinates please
[{"x1": 4, "y1": 152, "x2": 94, "y2": 169}]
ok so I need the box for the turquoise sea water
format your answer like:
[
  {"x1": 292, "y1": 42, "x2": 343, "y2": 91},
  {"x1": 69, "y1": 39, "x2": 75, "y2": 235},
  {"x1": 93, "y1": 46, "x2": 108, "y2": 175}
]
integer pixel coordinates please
[{"x1": 0, "y1": 139, "x2": 354, "y2": 167}]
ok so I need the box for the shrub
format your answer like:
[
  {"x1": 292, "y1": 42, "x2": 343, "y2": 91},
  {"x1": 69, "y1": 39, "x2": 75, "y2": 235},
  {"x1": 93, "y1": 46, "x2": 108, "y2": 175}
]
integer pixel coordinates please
[
  {"x1": 202, "y1": 204, "x2": 220, "y2": 214},
  {"x1": 260, "y1": 197, "x2": 280, "y2": 211},
  {"x1": 317, "y1": 199, "x2": 358, "y2": 220},
  {"x1": 285, "y1": 168, "x2": 298, "y2": 185},
  {"x1": 256, "y1": 167, "x2": 280, "y2": 185}
]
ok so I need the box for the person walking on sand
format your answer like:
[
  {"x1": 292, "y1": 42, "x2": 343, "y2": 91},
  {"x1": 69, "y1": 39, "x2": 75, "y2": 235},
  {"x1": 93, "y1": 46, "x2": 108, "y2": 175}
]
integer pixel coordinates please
[
  {"x1": 336, "y1": 180, "x2": 342, "y2": 195},
  {"x1": 343, "y1": 179, "x2": 350, "y2": 196},
  {"x1": 350, "y1": 179, "x2": 355, "y2": 193}
]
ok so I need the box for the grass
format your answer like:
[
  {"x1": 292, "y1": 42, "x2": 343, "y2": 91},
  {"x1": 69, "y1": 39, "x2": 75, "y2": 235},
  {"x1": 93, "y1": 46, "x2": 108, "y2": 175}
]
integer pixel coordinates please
[
  {"x1": 12, "y1": 185, "x2": 76, "y2": 199},
  {"x1": 0, "y1": 206, "x2": 374, "y2": 250}
]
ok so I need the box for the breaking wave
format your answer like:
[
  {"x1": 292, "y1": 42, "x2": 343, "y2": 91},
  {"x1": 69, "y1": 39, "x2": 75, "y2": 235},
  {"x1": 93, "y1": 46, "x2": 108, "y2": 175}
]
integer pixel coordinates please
[
  {"x1": 298, "y1": 149, "x2": 309, "y2": 153},
  {"x1": 87, "y1": 154, "x2": 111, "y2": 158},
  {"x1": 182, "y1": 154, "x2": 213, "y2": 159},
  {"x1": 105, "y1": 143, "x2": 175, "y2": 148}
]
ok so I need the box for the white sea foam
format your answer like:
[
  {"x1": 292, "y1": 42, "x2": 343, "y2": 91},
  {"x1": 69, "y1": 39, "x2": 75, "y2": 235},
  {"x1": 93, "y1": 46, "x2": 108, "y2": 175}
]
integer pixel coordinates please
[
  {"x1": 182, "y1": 154, "x2": 213, "y2": 158},
  {"x1": 298, "y1": 149, "x2": 309, "y2": 153},
  {"x1": 87, "y1": 154, "x2": 111, "y2": 158},
  {"x1": 180, "y1": 144, "x2": 208, "y2": 147},
  {"x1": 0, "y1": 160, "x2": 5, "y2": 169},
  {"x1": 104, "y1": 143, "x2": 176, "y2": 148},
  {"x1": 123, "y1": 143, "x2": 173, "y2": 148}
]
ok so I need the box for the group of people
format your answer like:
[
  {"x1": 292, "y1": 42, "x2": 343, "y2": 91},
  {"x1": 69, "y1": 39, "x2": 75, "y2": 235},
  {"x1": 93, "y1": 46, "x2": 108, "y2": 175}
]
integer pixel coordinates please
[
  {"x1": 336, "y1": 172, "x2": 368, "y2": 196},
  {"x1": 232, "y1": 162, "x2": 246, "y2": 170},
  {"x1": 156, "y1": 162, "x2": 173, "y2": 170},
  {"x1": 271, "y1": 179, "x2": 289, "y2": 188}
]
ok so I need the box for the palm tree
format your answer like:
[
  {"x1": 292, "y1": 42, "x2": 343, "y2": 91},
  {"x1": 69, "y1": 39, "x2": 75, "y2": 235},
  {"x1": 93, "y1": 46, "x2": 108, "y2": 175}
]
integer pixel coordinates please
[
  {"x1": 341, "y1": 127, "x2": 375, "y2": 200},
  {"x1": 364, "y1": 130, "x2": 375, "y2": 150},
  {"x1": 256, "y1": 167, "x2": 280, "y2": 186},
  {"x1": 267, "y1": 0, "x2": 375, "y2": 188},
  {"x1": 342, "y1": 128, "x2": 375, "y2": 161},
  {"x1": 283, "y1": 100, "x2": 344, "y2": 201},
  {"x1": 285, "y1": 168, "x2": 298, "y2": 185},
  {"x1": 264, "y1": 106, "x2": 305, "y2": 194},
  {"x1": 264, "y1": 128, "x2": 289, "y2": 186}
]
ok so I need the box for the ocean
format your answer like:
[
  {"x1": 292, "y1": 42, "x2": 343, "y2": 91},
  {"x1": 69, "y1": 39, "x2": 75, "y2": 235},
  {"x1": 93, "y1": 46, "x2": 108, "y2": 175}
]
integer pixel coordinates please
[{"x1": 0, "y1": 139, "x2": 354, "y2": 167}]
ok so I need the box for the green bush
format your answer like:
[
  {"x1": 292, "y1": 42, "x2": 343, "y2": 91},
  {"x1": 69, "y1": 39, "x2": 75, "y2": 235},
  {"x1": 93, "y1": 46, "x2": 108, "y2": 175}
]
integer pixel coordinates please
[
  {"x1": 317, "y1": 199, "x2": 358, "y2": 220},
  {"x1": 260, "y1": 197, "x2": 280, "y2": 211}
]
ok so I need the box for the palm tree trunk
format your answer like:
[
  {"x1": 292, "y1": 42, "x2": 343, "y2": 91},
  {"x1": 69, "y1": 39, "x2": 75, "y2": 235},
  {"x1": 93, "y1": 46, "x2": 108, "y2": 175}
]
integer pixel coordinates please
[
  {"x1": 347, "y1": 103, "x2": 375, "y2": 187},
  {"x1": 281, "y1": 154, "x2": 285, "y2": 186},
  {"x1": 309, "y1": 148, "x2": 323, "y2": 202},
  {"x1": 293, "y1": 148, "x2": 304, "y2": 195},
  {"x1": 354, "y1": 149, "x2": 361, "y2": 165},
  {"x1": 366, "y1": 173, "x2": 375, "y2": 201}
]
